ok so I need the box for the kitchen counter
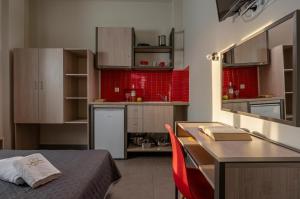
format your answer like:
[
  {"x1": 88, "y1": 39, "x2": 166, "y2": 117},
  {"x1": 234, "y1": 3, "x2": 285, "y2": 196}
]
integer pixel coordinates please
[
  {"x1": 223, "y1": 97, "x2": 284, "y2": 103},
  {"x1": 89, "y1": 101, "x2": 189, "y2": 106}
]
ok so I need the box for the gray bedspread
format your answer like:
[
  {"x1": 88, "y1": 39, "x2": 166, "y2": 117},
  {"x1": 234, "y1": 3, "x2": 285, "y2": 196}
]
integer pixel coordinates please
[{"x1": 0, "y1": 150, "x2": 121, "y2": 199}]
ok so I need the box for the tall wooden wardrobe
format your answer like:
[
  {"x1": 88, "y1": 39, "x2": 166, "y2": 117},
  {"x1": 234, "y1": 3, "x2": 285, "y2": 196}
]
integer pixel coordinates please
[{"x1": 13, "y1": 48, "x2": 98, "y2": 149}]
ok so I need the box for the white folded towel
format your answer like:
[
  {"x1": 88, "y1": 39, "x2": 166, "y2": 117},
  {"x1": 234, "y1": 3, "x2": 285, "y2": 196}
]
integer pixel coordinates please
[
  {"x1": 13, "y1": 153, "x2": 62, "y2": 188},
  {"x1": 0, "y1": 157, "x2": 25, "y2": 185}
]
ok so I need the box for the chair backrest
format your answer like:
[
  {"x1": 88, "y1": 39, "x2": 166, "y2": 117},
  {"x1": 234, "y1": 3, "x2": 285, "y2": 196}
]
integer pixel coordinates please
[{"x1": 165, "y1": 124, "x2": 192, "y2": 199}]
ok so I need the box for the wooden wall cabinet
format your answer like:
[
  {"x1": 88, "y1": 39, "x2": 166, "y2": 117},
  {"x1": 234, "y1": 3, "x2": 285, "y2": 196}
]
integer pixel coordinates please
[
  {"x1": 14, "y1": 49, "x2": 39, "y2": 123},
  {"x1": 38, "y1": 49, "x2": 64, "y2": 123},
  {"x1": 223, "y1": 32, "x2": 269, "y2": 66},
  {"x1": 14, "y1": 48, "x2": 64, "y2": 124},
  {"x1": 14, "y1": 49, "x2": 98, "y2": 149},
  {"x1": 97, "y1": 27, "x2": 133, "y2": 68},
  {"x1": 233, "y1": 32, "x2": 269, "y2": 65}
]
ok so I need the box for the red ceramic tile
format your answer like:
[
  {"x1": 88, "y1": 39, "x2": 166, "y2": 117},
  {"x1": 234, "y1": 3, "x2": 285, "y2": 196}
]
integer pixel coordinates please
[
  {"x1": 222, "y1": 66, "x2": 258, "y2": 98},
  {"x1": 101, "y1": 67, "x2": 189, "y2": 102}
]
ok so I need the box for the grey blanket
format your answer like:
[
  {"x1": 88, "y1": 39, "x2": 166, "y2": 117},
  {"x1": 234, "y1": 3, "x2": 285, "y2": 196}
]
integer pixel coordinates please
[{"x1": 0, "y1": 150, "x2": 121, "y2": 199}]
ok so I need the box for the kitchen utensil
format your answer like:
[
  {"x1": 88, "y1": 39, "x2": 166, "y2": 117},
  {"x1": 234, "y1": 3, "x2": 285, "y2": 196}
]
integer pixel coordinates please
[
  {"x1": 125, "y1": 93, "x2": 131, "y2": 101},
  {"x1": 159, "y1": 61, "x2": 166, "y2": 67},
  {"x1": 140, "y1": 60, "x2": 149, "y2": 66},
  {"x1": 142, "y1": 142, "x2": 153, "y2": 149},
  {"x1": 158, "y1": 35, "x2": 167, "y2": 46},
  {"x1": 133, "y1": 137, "x2": 144, "y2": 146}
]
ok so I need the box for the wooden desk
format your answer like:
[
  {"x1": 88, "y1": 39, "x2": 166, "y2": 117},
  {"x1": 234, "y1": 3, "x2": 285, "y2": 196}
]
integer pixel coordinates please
[{"x1": 177, "y1": 122, "x2": 300, "y2": 199}]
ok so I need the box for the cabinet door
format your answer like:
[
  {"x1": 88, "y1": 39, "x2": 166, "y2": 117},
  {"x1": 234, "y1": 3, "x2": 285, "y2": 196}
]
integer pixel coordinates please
[
  {"x1": 38, "y1": 49, "x2": 64, "y2": 123},
  {"x1": 97, "y1": 27, "x2": 132, "y2": 68},
  {"x1": 234, "y1": 32, "x2": 268, "y2": 65},
  {"x1": 127, "y1": 105, "x2": 143, "y2": 132},
  {"x1": 223, "y1": 102, "x2": 248, "y2": 112},
  {"x1": 143, "y1": 105, "x2": 174, "y2": 133},
  {"x1": 14, "y1": 49, "x2": 39, "y2": 123}
]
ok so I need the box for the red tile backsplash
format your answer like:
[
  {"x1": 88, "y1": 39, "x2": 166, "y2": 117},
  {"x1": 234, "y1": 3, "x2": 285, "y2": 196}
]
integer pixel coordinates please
[
  {"x1": 101, "y1": 67, "x2": 189, "y2": 102},
  {"x1": 223, "y1": 66, "x2": 258, "y2": 98}
]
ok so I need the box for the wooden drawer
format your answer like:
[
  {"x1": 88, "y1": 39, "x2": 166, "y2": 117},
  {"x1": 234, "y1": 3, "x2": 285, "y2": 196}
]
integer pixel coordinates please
[
  {"x1": 127, "y1": 105, "x2": 143, "y2": 118},
  {"x1": 127, "y1": 117, "x2": 143, "y2": 133}
]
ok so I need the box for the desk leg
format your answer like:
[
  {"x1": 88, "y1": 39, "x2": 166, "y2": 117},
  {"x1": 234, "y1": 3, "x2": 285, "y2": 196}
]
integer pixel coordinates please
[{"x1": 215, "y1": 162, "x2": 225, "y2": 199}]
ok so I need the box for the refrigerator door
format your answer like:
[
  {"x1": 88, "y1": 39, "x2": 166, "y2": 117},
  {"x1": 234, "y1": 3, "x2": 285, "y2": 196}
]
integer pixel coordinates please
[
  {"x1": 94, "y1": 107, "x2": 125, "y2": 159},
  {"x1": 250, "y1": 103, "x2": 282, "y2": 119}
]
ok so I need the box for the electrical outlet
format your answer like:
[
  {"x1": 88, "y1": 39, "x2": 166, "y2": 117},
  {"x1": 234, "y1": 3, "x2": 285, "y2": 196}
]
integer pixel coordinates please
[
  {"x1": 240, "y1": 84, "x2": 246, "y2": 89},
  {"x1": 114, "y1": 87, "x2": 120, "y2": 93}
]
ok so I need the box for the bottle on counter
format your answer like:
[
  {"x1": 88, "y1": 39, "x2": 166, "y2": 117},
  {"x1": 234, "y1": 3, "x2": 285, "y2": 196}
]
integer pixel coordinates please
[
  {"x1": 227, "y1": 82, "x2": 234, "y2": 99},
  {"x1": 130, "y1": 84, "x2": 136, "y2": 102}
]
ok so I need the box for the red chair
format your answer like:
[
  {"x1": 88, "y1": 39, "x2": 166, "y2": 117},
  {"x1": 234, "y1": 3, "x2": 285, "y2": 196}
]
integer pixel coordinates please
[{"x1": 165, "y1": 124, "x2": 214, "y2": 199}]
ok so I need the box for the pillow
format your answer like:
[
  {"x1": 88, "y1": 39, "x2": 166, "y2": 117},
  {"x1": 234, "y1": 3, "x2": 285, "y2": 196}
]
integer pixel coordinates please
[{"x1": 13, "y1": 153, "x2": 62, "y2": 188}]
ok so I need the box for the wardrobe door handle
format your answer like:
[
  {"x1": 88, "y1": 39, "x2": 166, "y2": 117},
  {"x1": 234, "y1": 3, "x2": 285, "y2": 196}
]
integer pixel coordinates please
[
  {"x1": 40, "y1": 81, "x2": 44, "y2": 90},
  {"x1": 34, "y1": 81, "x2": 38, "y2": 90}
]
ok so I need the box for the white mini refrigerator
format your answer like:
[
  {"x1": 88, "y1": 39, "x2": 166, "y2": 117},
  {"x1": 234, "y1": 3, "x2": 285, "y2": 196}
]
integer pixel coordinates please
[{"x1": 93, "y1": 106, "x2": 125, "y2": 159}]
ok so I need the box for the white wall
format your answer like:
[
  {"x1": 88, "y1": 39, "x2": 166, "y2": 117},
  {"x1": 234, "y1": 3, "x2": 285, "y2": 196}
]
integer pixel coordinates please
[
  {"x1": 0, "y1": 0, "x2": 3, "y2": 141},
  {"x1": 183, "y1": 0, "x2": 300, "y2": 149},
  {"x1": 183, "y1": 0, "x2": 217, "y2": 121},
  {"x1": 29, "y1": 0, "x2": 173, "y2": 50},
  {"x1": 0, "y1": 0, "x2": 29, "y2": 148},
  {"x1": 28, "y1": 0, "x2": 175, "y2": 145}
]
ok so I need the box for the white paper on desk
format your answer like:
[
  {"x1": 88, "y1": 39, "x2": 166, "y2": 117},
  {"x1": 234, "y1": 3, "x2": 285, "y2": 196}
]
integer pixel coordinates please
[{"x1": 203, "y1": 126, "x2": 247, "y2": 134}]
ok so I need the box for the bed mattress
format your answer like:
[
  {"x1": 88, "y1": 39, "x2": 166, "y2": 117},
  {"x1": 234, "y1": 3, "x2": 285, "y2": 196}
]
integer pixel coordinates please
[{"x1": 0, "y1": 150, "x2": 121, "y2": 199}]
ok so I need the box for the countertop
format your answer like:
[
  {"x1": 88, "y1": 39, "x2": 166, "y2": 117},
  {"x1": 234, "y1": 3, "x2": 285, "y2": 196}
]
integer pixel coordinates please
[
  {"x1": 178, "y1": 122, "x2": 300, "y2": 162},
  {"x1": 223, "y1": 97, "x2": 284, "y2": 103},
  {"x1": 89, "y1": 101, "x2": 189, "y2": 106}
]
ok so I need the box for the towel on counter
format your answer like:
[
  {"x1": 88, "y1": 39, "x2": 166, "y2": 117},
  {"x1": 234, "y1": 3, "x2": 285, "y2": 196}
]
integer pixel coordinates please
[
  {"x1": 0, "y1": 156, "x2": 25, "y2": 185},
  {"x1": 13, "y1": 153, "x2": 62, "y2": 188}
]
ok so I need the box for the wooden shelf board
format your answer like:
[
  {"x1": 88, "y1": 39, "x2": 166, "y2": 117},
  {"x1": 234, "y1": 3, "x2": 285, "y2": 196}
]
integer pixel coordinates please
[
  {"x1": 284, "y1": 69, "x2": 293, "y2": 72},
  {"x1": 127, "y1": 132, "x2": 168, "y2": 134},
  {"x1": 134, "y1": 46, "x2": 173, "y2": 53},
  {"x1": 65, "y1": 97, "x2": 88, "y2": 100},
  {"x1": 285, "y1": 92, "x2": 294, "y2": 94},
  {"x1": 65, "y1": 74, "x2": 88, "y2": 76},
  {"x1": 132, "y1": 66, "x2": 174, "y2": 70},
  {"x1": 64, "y1": 119, "x2": 88, "y2": 124},
  {"x1": 64, "y1": 49, "x2": 88, "y2": 57},
  {"x1": 127, "y1": 144, "x2": 172, "y2": 152},
  {"x1": 199, "y1": 164, "x2": 215, "y2": 189}
]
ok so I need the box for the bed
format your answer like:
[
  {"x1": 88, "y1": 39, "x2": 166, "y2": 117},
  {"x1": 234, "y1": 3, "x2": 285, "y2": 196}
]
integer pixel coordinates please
[{"x1": 0, "y1": 150, "x2": 121, "y2": 199}]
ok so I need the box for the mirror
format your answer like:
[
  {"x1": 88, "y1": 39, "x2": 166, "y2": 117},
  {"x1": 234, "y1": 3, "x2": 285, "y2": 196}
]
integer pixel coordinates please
[{"x1": 221, "y1": 11, "x2": 299, "y2": 126}]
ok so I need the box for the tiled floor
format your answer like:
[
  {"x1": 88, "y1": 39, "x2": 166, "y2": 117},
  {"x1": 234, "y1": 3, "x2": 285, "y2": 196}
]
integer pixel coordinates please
[{"x1": 108, "y1": 155, "x2": 175, "y2": 199}]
